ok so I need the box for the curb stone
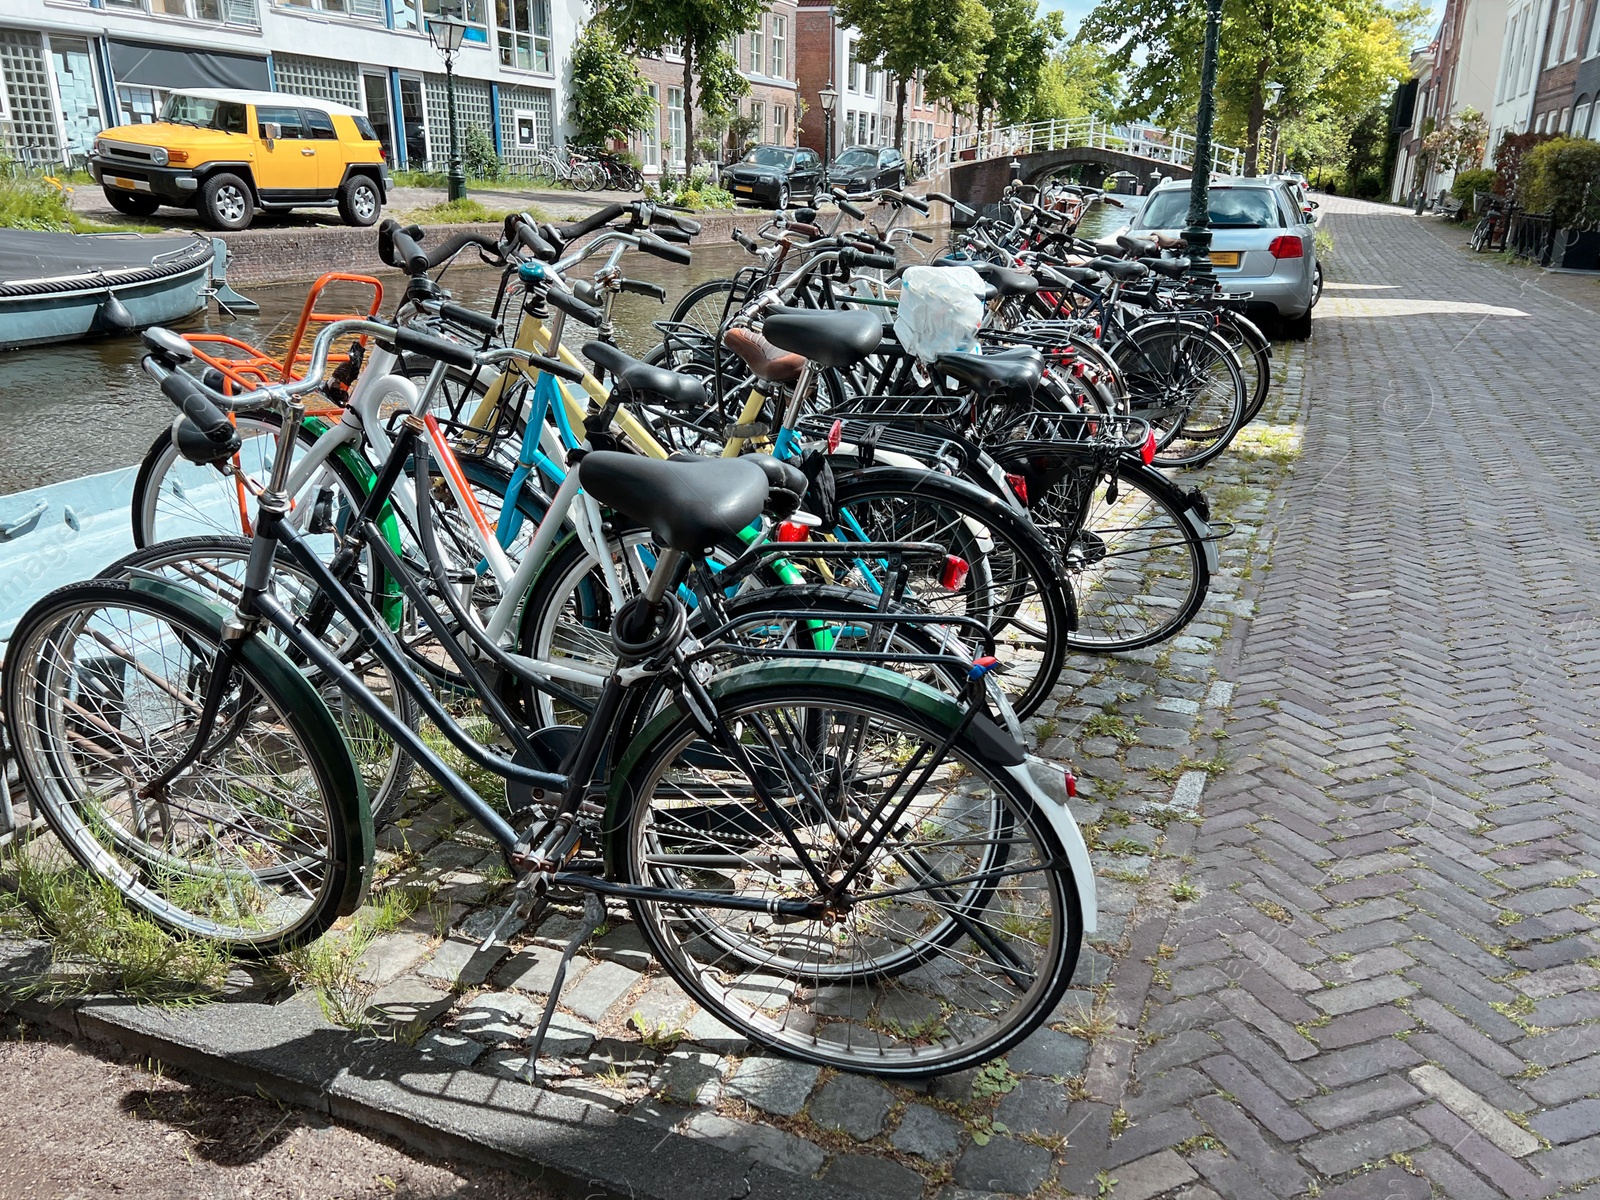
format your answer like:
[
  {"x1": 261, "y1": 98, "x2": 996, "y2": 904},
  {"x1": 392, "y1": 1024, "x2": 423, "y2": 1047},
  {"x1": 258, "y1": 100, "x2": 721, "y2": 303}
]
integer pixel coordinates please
[{"x1": 0, "y1": 960, "x2": 872, "y2": 1200}]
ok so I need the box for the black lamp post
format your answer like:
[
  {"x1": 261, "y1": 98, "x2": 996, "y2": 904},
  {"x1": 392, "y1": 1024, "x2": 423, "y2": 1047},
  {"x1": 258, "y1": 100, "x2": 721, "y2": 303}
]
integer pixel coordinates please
[
  {"x1": 820, "y1": 83, "x2": 838, "y2": 173},
  {"x1": 1266, "y1": 80, "x2": 1285, "y2": 176},
  {"x1": 1183, "y1": 0, "x2": 1224, "y2": 282},
  {"x1": 427, "y1": 8, "x2": 469, "y2": 201}
]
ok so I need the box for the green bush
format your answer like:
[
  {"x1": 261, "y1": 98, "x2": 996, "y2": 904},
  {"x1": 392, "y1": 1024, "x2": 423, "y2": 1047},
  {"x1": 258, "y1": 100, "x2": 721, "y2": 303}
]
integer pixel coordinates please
[
  {"x1": 1352, "y1": 167, "x2": 1385, "y2": 200},
  {"x1": 1450, "y1": 168, "x2": 1497, "y2": 220},
  {"x1": 464, "y1": 123, "x2": 505, "y2": 183},
  {"x1": 1521, "y1": 136, "x2": 1600, "y2": 228}
]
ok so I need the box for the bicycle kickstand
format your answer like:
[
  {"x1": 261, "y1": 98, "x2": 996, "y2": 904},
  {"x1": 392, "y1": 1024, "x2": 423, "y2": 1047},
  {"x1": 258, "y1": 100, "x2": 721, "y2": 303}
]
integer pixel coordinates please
[{"x1": 521, "y1": 890, "x2": 607, "y2": 1083}]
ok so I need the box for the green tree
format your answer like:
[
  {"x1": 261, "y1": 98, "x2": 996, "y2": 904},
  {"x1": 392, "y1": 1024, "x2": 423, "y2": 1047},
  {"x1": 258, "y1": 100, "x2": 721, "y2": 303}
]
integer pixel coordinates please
[
  {"x1": 974, "y1": 0, "x2": 1065, "y2": 130},
  {"x1": 1078, "y1": 0, "x2": 1422, "y2": 175},
  {"x1": 835, "y1": 0, "x2": 992, "y2": 149},
  {"x1": 598, "y1": 0, "x2": 765, "y2": 164},
  {"x1": 569, "y1": 21, "x2": 656, "y2": 146},
  {"x1": 1026, "y1": 41, "x2": 1123, "y2": 124}
]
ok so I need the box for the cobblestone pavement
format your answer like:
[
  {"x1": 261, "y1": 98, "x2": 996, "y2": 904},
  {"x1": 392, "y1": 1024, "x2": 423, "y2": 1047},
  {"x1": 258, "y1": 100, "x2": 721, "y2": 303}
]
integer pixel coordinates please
[{"x1": 9, "y1": 194, "x2": 1600, "y2": 1198}]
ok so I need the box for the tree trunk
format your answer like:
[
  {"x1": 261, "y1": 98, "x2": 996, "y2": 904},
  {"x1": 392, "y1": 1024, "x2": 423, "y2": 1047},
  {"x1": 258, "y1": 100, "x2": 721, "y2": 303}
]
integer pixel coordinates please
[
  {"x1": 1242, "y1": 56, "x2": 1269, "y2": 176},
  {"x1": 683, "y1": 41, "x2": 696, "y2": 168},
  {"x1": 895, "y1": 77, "x2": 908, "y2": 150}
]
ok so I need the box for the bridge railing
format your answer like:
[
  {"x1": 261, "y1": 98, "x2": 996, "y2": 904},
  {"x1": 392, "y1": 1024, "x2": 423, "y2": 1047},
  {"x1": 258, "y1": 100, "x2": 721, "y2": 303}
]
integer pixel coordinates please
[{"x1": 929, "y1": 117, "x2": 1244, "y2": 182}]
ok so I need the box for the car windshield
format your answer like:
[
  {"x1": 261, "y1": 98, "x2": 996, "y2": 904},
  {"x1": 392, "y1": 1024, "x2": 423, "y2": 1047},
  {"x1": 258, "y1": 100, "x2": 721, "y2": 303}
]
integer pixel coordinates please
[
  {"x1": 833, "y1": 149, "x2": 875, "y2": 169},
  {"x1": 1139, "y1": 188, "x2": 1282, "y2": 229},
  {"x1": 161, "y1": 94, "x2": 247, "y2": 134},
  {"x1": 742, "y1": 146, "x2": 793, "y2": 167}
]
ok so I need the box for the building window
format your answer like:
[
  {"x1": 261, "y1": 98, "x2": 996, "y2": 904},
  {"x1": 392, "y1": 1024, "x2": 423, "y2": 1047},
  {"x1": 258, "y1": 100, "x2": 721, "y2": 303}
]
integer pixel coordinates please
[
  {"x1": 273, "y1": 54, "x2": 363, "y2": 107},
  {"x1": 864, "y1": 62, "x2": 876, "y2": 98},
  {"x1": 1565, "y1": 0, "x2": 1586, "y2": 58},
  {"x1": 749, "y1": 99, "x2": 764, "y2": 143},
  {"x1": 1589, "y1": 0, "x2": 1600, "y2": 58},
  {"x1": 1576, "y1": 99, "x2": 1593, "y2": 134},
  {"x1": 846, "y1": 39, "x2": 858, "y2": 92},
  {"x1": 667, "y1": 86, "x2": 685, "y2": 166},
  {"x1": 399, "y1": 0, "x2": 487, "y2": 35},
  {"x1": 1562, "y1": 105, "x2": 1573, "y2": 130},
  {"x1": 277, "y1": 0, "x2": 383, "y2": 17},
  {"x1": 641, "y1": 82, "x2": 659, "y2": 169},
  {"x1": 773, "y1": 103, "x2": 787, "y2": 145},
  {"x1": 749, "y1": 21, "x2": 763, "y2": 76},
  {"x1": 1550, "y1": 0, "x2": 1572, "y2": 67},
  {"x1": 497, "y1": 0, "x2": 552, "y2": 73},
  {"x1": 770, "y1": 15, "x2": 786, "y2": 79}
]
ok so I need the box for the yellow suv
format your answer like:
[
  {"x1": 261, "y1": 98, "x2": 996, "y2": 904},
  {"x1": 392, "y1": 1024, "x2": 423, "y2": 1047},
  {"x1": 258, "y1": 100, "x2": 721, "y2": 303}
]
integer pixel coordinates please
[{"x1": 89, "y1": 88, "x2": 389, "y2": 232}]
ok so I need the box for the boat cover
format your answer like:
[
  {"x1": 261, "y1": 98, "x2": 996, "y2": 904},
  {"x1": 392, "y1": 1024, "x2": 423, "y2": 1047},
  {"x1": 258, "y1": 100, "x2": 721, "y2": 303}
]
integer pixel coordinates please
[{"x1": 0, "y1": 230, "x2": 213, "y2": 295}]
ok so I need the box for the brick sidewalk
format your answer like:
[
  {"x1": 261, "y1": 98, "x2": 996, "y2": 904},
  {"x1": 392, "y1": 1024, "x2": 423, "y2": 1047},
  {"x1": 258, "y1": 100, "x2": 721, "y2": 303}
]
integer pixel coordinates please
[{"x1": 1074, "y1": 196, "x2": 1600, "y2": 1200}]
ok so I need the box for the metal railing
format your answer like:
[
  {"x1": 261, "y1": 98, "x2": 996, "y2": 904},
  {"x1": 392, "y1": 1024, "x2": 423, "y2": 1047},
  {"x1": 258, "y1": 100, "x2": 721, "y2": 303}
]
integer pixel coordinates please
[{"x1": 929, "y1": 116, "x2": 1244, "y2": 180}]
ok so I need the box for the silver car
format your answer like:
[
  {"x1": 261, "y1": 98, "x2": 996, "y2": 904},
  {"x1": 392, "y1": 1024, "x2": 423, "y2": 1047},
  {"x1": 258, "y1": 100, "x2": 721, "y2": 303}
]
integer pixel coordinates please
[{"x1": 1129, "y1": 176, "x2": 1318, "y2": 338}]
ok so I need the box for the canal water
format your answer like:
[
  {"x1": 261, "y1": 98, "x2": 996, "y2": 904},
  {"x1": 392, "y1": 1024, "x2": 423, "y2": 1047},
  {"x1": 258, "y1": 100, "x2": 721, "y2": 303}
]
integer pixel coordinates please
[{"x1": 0, "y1": 201, "x2": 1125, "y2": 496}]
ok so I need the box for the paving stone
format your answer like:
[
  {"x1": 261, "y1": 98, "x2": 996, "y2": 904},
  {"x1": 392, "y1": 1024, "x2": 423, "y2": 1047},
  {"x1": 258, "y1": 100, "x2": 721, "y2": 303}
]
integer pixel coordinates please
[
  {"x1": 1530, "y1": 1099, "x2": 1600, "y2": 1146},
  {"x1": 1318, "y1": 1169, "x2": 1433, "y2": 1200},
  {"x1": 1300, "y1": 1037, "x2": 1424, "y2": 1089},
  {"x1": 591, "y1": 922, "x2": 653, "y2": 970},
  {"x1": 1409, "y1": 1064, "x2": 1540, "y2": 1157},
  {"x1": 1006, "y1": 1026, "x2": 1090, "y2": 1078},
  {"x1": 1190, "y1": 1095, "x2": 1307, "y2": 1194},
  {"x1": 819, "y1": 1154, "x2": 924, "y2": 1200},
  {"x1": 892, "y1": 1103, "x2": 966, "y2": 1161},
  {"x1": 1107, "y1": 1150, "x2": 1198, "y2": 1200},
  {"x1": 561, "y1": 959, "x2": 642, "y2": 1023},
  {"x1": 1299, "y1": 1116, "x2": 1430, "y2": 1176},
  {"x1": 953, "y1": 1137, "x2": 1053, "y2": 1195},
  {"x1": 995, "y1": 1077, "x2": 1073, "y2": 1138},
  {"x1": 1299, "y1": 1075, "x2": 1425, "y2": 1130},
  {"x1": 414, "y1": 1029, "x2": 484, "y2": 1066},
  {"x1": 683, "y1": 1113, "x2": 825, "y2": 1176},
  {"x1": 1105, "y1": 1107, "x2": 1206, "y2": 1171},
  {"x1": 1197, "y1": 1055, "x2": 1315, "y2": 1141},
  {"x1": 683, "y1": 1007, "x2": 749, "y2": 1054},
  {"x1": 494, "y1": 946, "x2": 592, "y2": 997},
  {"x1": 808, "y1": 1073, "x2": 893, "y2": 1141},
  {"x1": 1309, "y1": 1004, "x2": 1414, "y2": 1049},
  {"x1": 650, "y1": 1050, "x2": 723, "y2": 1107},
  {"x1": 417, "y1": 934, "x2": 510, "y2": 988},
  {"x1": 356, "y1": 932, "x2": 433, "y2": 985},
  {"x1": 724, "y1": 1056, "x2": 820, "y2": 1116}
]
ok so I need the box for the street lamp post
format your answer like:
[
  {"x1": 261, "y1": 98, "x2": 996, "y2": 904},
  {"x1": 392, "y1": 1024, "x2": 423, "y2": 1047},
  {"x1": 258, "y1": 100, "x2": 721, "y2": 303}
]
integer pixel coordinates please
[
  {"x1": 427, "y1": 8, "x2": 469, "y2": 202},
  {"x1": 819, "y1": 84, "x2": 838, "y2": 174},
  {"x1": 1266, "y1": 81, "x2": 1285, "y2": 176},
  {"x1": 1184, "y1": 0, "x2": 1224, "y2": 283}
]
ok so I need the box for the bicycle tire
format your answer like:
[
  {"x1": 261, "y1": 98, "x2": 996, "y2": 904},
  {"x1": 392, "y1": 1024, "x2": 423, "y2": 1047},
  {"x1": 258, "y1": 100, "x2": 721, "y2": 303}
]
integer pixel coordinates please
[
  {"x1": 95, "y1": 535, "x2": 419, "y2": 822},
  {"x1": 3, "y1": 578, "x2": 370, "y2": 956},
  {"x1": 1112, "y1": 321, "x2": 1247, "y2": 469},
  {"x1": 609, "y1": 666, "x2": 1083, "y2": 1077}
]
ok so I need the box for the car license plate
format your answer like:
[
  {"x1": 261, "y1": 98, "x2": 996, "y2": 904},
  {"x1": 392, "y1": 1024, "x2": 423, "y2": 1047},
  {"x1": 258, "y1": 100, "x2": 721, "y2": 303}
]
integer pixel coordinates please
[
  {"x1": 1210, "y1": 251, "x2": 1240, "y2": 267},
  {"x1": 734, "y1": 185, "x2": 753, "y2": 194},
  {"x1": 111, "y1": 176, "x2": 151, "y2": 192}
]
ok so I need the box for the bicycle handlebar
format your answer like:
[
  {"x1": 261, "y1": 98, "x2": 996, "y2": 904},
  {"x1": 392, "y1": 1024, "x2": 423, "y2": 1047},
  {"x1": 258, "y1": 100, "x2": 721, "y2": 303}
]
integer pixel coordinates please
[
  {"x1": 637, "y1": 232, "x2": 691, "y2": 265},
  {"x1": 159, "y1": 370, "x2": 236, "y2": 447},
  {"x1": 379, "y1": 220, "x2": 504, "y2": 275}
]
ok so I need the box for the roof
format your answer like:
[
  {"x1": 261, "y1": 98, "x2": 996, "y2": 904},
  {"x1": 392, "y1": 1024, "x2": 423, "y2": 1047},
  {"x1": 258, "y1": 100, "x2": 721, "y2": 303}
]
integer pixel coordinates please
[{"x1": 172, "y1": 88, "x2": 366, "y2": 118}]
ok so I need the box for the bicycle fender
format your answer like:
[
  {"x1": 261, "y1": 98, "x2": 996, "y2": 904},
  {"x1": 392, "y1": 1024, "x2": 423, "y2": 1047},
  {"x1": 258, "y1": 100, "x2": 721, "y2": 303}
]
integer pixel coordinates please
[
  {"x1": 601, "y1": 661, "x2": 1096, "y2": 931},
  {"x1": 124, "y1": 573, "x2": 376, "y2": 919},
  {"x1": 1181, "y1": 504, "x2": 1220, "y2": 575}
]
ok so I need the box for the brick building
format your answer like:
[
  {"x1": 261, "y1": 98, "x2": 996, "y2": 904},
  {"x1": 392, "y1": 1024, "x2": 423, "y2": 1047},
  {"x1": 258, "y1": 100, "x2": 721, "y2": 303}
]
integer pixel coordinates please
[{"x1": 794, "y1": 0, "x2": 956, "y2": 166}]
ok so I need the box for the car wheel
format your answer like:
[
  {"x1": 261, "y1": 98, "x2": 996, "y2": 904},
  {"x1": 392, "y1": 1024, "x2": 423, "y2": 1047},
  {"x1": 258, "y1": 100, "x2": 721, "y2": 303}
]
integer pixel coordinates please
[
  {"x1": 776, "y1": 184, "x2": 790, "y2": 211},
  {"x1": 1310, "y1": 261, "x2": 1324, "y2": 308},
  {"x1": 1282, "y1": 309, "x2": 1313, "y2": 340},
  {"x1": 895, "y1": 171, "x2": 906, "y2": 191},
  {"x1": 337, "y1": 175, "x2": 381, "y2": 227},
  {"x1": 104, "y1": 188, "x2": 161, "y2": 218},
  {"x1": 199, "y1": 172, "x2": 252, "y2": 231}
]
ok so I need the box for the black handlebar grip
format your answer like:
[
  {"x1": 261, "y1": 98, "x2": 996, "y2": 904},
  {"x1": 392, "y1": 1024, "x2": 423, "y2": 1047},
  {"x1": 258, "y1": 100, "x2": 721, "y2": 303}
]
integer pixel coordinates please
[
  {"x1": 620, "y1": 278, "x2": 668, "y2": 301},
  {"x1": 860, "y1": 251, "x2": 897, "y2": 270},
  {"x1": 528, "y1": 353, "x2": 586, "y2": 383},
  {"x1": 554, "y1": 203, "x2": 628, "y2": 242},
  {"x1": 648, "y1": 223, "x2": 693, "y2": 244},
  {"x1": 638, "y1": 233, "x2": 691, "y2": 265},
  {"x1": 508, "y1": 215, "x2": 556, "y2": 260},
  {"x1": 835, "y1": 196, "x2": 866, "y2": 219},
  {"x1": 393, "y1": 326, "x2": 478, "y2": 370},
  {"x1": 377, "y1": 218, "x2": 400, "y2": 268},
  {"x1": 440, "y1": 301, "x2": 499, "y2": 337},
  {"x1": 390, "y1": 224, "x2": 430, "y2": 275},
  {"x1": 900, "y1": 193, "x2": 930, "y2": 214},
  {"x1": 547, "y1": 288, "x2": 604, "y2": 327},
  {"x1": 732, "y1": 228, "x2": 757, "y2": 252},
  {"x1": 160, "y1": 371, "x2": 234, "y2": 443},
  {"x1": 652, "y1": 208, "x2": 702, "y2": 236},
  {"x1": 912, "y1": 230, "x2": 933, "y2": 243}
]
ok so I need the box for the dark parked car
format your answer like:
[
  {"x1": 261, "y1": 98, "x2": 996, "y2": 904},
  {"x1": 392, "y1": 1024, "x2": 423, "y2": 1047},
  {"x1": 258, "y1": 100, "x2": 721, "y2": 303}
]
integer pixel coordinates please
[
  {"x1": 723, "y1": 145, "x2": 822, "y2": 209},
  {"x1": 827, "y1": 145, "x2": 906, "y2": 194}
]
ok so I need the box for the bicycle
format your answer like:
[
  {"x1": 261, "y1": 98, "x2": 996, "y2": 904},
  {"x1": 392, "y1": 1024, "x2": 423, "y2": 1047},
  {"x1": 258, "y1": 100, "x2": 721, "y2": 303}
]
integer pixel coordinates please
[{"x1": 5, "y1": 316, "x2": 1095, "y2": 1079}]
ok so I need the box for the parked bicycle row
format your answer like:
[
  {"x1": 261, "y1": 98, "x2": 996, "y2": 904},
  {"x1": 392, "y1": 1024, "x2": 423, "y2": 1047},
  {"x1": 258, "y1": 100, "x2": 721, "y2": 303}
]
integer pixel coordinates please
[{"x1": 2, "y1": 183, "x2": 1275, "y2": 1084}]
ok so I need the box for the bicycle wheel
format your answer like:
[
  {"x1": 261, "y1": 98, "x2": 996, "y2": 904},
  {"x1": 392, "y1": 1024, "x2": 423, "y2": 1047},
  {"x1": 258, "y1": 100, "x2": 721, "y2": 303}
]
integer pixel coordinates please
[
  {"x1": 96, "y1": 536, "x2": 417, "y2": 822},
  {"x1": 612, "y1": 668, "x2": 1082, "y2": 1077},
  {"x1": 670, "y1": 278, "x2": 740, "y2": 335},
  {"x1": 1112, "y1": 321, "x2": 1246, "y2": 468},
  {"x1": 829, "y1": 468, "x2": 1071, "y2": 719},
  {"x1": 3, "y1": 580, "x2": 369, "y2": 955},
  {"x1": 1040, "y1": 460, "x2": 1211, "y2": 653},
  {"x1": 1217, "y1": 312, "x2": 1272, "y2": 425}
]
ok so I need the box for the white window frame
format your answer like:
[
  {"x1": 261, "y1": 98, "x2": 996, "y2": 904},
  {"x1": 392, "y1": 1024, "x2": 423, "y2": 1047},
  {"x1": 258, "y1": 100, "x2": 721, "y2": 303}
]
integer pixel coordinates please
[
  {"x1": 769, "y1": 15, "x2": 786, "y2": 80},
  {"x1": 667, "y1": 86, "x2": 685, "y2": 166},
  {"x1": 641, "y1": 82, "x2": 659, "y2": 170},
  {"x1": 1550, "y1": 0, "x2": 1572, "y2": 67},
  {"x1": 845, "y1": 39, "x2": 857, "y2": 92},
  {"x1": 1588, "y1": 0, "x2": 1600, "y2": 58},
  {"x1": 749, "y1": 20, "x2": 763, "y2": 76},
  {"x1": 772, "y1": 103, "x2": 787, "y2": 145}
]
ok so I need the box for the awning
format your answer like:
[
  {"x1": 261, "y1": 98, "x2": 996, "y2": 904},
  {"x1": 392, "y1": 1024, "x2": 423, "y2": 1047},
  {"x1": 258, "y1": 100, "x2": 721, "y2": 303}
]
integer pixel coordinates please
[{"x1": 107, "y1": 39, "x2": 269, "y2": 92}]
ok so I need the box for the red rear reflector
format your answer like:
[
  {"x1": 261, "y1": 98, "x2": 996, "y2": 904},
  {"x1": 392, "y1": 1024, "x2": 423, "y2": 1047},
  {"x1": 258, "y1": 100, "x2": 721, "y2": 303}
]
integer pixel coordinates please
[
  {"x1": 1093, "y1": 324, "x2": 1102, "y2": 338},
  {"x1": 1072, "y1": 361, "x2": 1085, "y2": 378},
  {"x1": 827, "y1": 419, "x2": 843, "y2": 454},
  {"x1": 941, "y1": 555, "x2": 970, "y2": 589},
  {"x1": 1065, "y1": 770, "x2": 1077, "y2": 797},
  {"x1": 1005, "y1": 472, "x2": 1029, "y2": 506},
  {"x1": 1142, "y1": 429, "x2": 1157, "y2": 465},
  {"x1": 777, "y1": 521, "x2": 809, "y2": 543},
  {"x1": 1268, "y1": 235, "x2": 1304, "y2": 258}
]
